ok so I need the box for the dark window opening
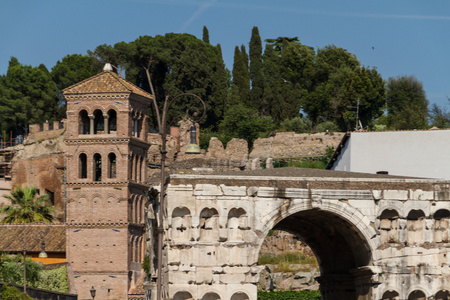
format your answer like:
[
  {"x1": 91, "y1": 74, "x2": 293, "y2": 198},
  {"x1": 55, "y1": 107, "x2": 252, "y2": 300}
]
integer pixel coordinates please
[
  {"x1": 79, "y1": 153, "x2": 87, "y2": 178},
  {"x1": 94, "y1": 153, "x2": 102, "y2": 181},
  {"x1": 108, "y1": 153, "x2": 116, "y2": 179}
]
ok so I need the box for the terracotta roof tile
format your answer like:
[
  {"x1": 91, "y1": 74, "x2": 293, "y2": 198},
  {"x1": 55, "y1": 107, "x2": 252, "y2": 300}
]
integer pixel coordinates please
[
  {"x1": 0, "y1": 224, "x2": 66, "y2": 253},
  {"x1": 62, "y1": 71, "x2": 153, "y2": 99}
]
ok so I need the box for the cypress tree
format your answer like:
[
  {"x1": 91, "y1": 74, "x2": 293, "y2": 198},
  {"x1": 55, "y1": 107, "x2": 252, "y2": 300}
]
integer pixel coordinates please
[
  {"x1": 249, "y1": 26, "x2": 265, "y2": 115},
  {"x1": 208, "y1": 44, "x2": 228, "y2": 128},
  {"x1": 230, "y1": 46, "x2": 250, "y2": 107},
  {"x1": 203, "y1": 26, "x2": 210, "y2": 44}
]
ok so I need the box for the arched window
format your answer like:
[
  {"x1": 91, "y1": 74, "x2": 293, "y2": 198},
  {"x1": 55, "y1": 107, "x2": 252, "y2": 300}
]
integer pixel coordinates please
[
  {"x1": 108, "y1": 109, "x2": 117, "y2": 132},
  {"x1": 231, "y1": 292, "x2": 250, "y2": 300},
  {"x1": 79, "y1": 153, "x2": 87, "y2": 179},
  {"x1": 435, "y1": 290, "x2": 449, "y2": 300},
  {"x1": 108, "y1": 153, "x2": 116, "y2": 179},
  {"x1": 199, "y1": 208, "x2": 219, "y2": 241},
  {"x1": 202, "y1": 293, "x2": 221, "y2": 300},
  {"x1": 94, "y1": 153, "x2": 102, "y2": 181},
  {"x1": 93, "y1": 109, "x2": 104, "y2": 134},
  {"x1": 79, "y1": 110, "x2": 90, "y2": 134}
]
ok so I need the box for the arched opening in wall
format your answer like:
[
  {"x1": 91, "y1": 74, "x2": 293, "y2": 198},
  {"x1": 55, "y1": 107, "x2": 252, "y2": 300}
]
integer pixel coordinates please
[
  {"x1": 408, "y1": 290, "x2": 426, "y2": 300},
  {"x1": 93, "y1": 153, "x2": 102, "y2": 181},
  {"x1": 173, "y1": 291, "x2": 193, "y2": 300},
  {"x1": 108, "y1": 153, "x2": 116, "y2": 179},
  {"x1": 199, "y1": 208, "x2": 219, "y2": 242},
  {"x1": 435, "y1": 290, "x2": 449, "y2": 300},
  {"x1": 79, "y1": 153, "x2": 87, "y2": 178},
  {"x1": 171, "y1": 207, "x2": 191, "y2": 242},
  {"x1": 433, "y1": 209, "x2": 450, "y2": 243},
  {"x1": 230, "y1": 292, "x2": 249, "y2": 300},
  {"x1": 258, "y1": 209, "x2": 373, "y2": 300},
  {"x1": 381, "y1": 290, "x2": 400, "y2": 300},
  {"x1": 378, "y1": 209, "x2": 399, "y2": 244},
  {"x1": 108, "y1": 109, "x2": 117, "y2": 133},
  {"x1": 93, "y1": 109, "x2": 104, "y2": 134},
  {"x1": 79, "y1": 110, "x2": 90, "y2": 134},
  {"x1": 407, "y1": 210, "x2": 426, "y2": 245},
  {"x1": 202, "y1": 292, "x2": 220, "y2": 300},
  {"x1": 227, "y1": 208, "x2": 247, "y2": 242}
]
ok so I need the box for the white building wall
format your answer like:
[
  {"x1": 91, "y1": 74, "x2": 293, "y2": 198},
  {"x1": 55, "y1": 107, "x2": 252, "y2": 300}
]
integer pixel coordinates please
[{"x1": 332, "y1": 130, "x2": 450, "y2": 179}]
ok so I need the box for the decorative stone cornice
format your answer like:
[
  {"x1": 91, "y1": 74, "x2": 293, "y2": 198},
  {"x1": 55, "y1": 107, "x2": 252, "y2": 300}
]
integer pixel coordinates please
[{"x1": 66, "y1": 222, "x2": 145, "y2": 230}]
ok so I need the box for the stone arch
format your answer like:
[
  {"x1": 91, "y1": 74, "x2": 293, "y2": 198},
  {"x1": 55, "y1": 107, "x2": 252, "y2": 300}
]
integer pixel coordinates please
[
  {"x1": 201, "y1": 292, "x2": 221, "y2": 300},
  {"x1": 254, "y1": 199, "x2": 376, "y2": 300},
  {"x1": 171, "y1": 207, "x2": 192, "y2": 242},
  {"x1": 408, "y1": 290, "x2": 426, "y2": 300},
  {"x1": 433, "y1": 209, "x2": 450, "y2": 243},
  {"x1": 230, "y1": 291, "x2": 249, "y2": 300},
  {"x1": 407, "y1": 209, "x2": 426, "y2": 245},
  {"x1": 381, "y1": 290, "x2": 400, "y2": 300},
  {"x1": 173, "y1": 291, "x2": 193, "y2": 300},
  {"x1": 78, "y1": 109, "x2": 90, "y2": 134},
  {"x1": 435, "y1": 290, "x2": 449, "y2": 300},
  {"x1": 227, "y1": 208, "x2": 247, "y2": 242},
  {"x1": 378, "y1": 209, "x2": 400, "y2": 244},
  {"x1": 199, "y1": 208, "x2": 219, "y2": 242}
]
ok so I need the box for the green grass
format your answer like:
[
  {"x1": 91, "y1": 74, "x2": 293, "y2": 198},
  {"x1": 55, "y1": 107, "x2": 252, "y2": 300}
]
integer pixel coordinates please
[{"x1": 258, "y1": 251, "x2": 318, "y2": 272}]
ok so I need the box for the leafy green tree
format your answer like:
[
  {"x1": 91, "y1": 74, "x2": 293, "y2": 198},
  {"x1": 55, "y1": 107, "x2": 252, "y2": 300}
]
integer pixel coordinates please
[
  {"x1": 1, "y1": 186, "x2": 55, "y2": 223},
  {"x1": 0, "y1": 58, "x2": 59, "y2": 137},
  {"x1": 250, "y1": 27, "x2": 265, "y2": 115},
  {"x1": 51, "y1": 54, "x2": 103, "y2": 91},
  {"x1": 219, "y1": 104, "x2": 274, "y2": 147},
  {"x1": 280, "y1": 117, "x2": 312, "y2": 133},
  {"x1": 0, "y1": 253, "x2": 42, "y2": 287},
  {"x1": 429, "y1": 102, "x2": 450, "y2": 128},
  {"x1": 208, "y1": 44, "x2": 229, "y2": 129},
  {"x1": 36, "y1": 266, "x2": 69, "y2": 293},
  {"x1": 386, "y1": 75, "x2": 428, "y2": 130}
]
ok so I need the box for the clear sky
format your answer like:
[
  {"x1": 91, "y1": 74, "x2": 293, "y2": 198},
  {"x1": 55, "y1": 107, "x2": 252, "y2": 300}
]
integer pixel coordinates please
[{"x1": 1, "y1": 0, "x2": 449, "y2": 107}]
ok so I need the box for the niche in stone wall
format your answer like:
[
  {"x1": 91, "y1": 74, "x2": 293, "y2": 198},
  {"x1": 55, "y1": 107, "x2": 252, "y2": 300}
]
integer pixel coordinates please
[
  {"x1": 173, "y1": 291, "x2": 193, "y2": 300},
  {"x1": 433, "y1": 209, "x2": 450, "y2": 243},
  {"x1": 227, "y1": 208, "x2": 247, "y2": 242},
  {"x1": 435, "y1": 290, "x2": 449, "y2": 300},
  {"x1": 230, "y1": 292, "x2": 250, "y2": 300},
  {"x1": 381, "y1": 290, "x2": 399, "y2": 300},
  {"x1": 379, "y1": 209, "x2": 399, "y2": 244},
  {"x1": 171, "y1": 207, "x2": 191, "y2": 242},
  {"x1": 407, "y1": 210, "x2": 426, "y2": 245},
  {"x1": 199, "y1": 208, "x2": 219, "y2": 242},
  {"x1": 202, "y1": 292, "x2": 220, "y2": 300},
  {"x1": 408, "y1": 290, "x2": 426, "y2": 300}
]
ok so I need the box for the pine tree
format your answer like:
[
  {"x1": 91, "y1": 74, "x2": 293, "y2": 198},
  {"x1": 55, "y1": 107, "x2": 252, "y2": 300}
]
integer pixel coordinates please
[{"x1": 249, "y1": 26, "x2": 265, "y2": 115}]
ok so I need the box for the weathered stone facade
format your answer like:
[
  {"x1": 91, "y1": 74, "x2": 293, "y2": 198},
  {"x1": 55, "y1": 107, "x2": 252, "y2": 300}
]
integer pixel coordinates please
[
  {"x1": 64, "y1": 69, "x2": 152, "y2": 300},
  {"x1": 154, "y1": 169, "x2": 450, "y2": 300}
]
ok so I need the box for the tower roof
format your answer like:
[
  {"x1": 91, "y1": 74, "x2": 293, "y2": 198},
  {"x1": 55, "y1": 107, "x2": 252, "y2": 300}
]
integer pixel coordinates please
[{"x1": 62, "y1": 70, "x2": 153, "y2": 99}]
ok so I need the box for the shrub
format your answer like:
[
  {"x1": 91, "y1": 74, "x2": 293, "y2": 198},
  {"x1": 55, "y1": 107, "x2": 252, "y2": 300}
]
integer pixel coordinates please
[
  {"x1": 1, "y1": 284, "x2": 33, "y2": 300},
  {"x1": 36, "y1": 266, "x2": 69, "y2": 293},
  {"x1": 280, "y1": 117, "x2": 312, "y2": 133},
  {"x1": 257, "y1": 290, "x2": 321, "y2": 300},
  {"x1": 316, "y1": 121, "x2": 339, "y2": 133}
]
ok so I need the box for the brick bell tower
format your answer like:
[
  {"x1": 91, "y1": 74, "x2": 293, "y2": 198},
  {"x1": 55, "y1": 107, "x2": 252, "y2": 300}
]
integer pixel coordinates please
[{"x1": 63, "y1": 64, "x2": 152, "y2": 300}]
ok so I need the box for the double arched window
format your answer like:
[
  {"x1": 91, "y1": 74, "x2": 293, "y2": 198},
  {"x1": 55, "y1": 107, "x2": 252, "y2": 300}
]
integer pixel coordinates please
[
  {"x1": 78, "y1": 152, "x2": 117, "y2": 181},
  {"x1": 78, "y1": 109, "x2": 118, "y2": 135}
]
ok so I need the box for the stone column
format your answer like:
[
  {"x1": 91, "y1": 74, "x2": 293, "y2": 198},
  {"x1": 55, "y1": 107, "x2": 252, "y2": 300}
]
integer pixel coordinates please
[
  {"x1": 103, "y1": 114, "x2": 109, "y2": 134},
  {"x1": 89, "y1": 115, "x2": 95, "y2": 135}
]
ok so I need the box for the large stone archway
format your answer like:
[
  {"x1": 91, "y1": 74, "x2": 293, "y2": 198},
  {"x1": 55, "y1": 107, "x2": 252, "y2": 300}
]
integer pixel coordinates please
[
  {"x1": 149, "y1": 168, "x2": 450, "y2": 300},
  {"x1": 259, "y1": 207, "x2": 374, "y2": 300}
]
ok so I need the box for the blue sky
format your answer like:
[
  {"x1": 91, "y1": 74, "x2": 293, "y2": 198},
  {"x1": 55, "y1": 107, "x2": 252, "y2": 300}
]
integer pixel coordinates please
[{"x1": 1, "y1": 0, "x2": 449, "y2": 107}]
